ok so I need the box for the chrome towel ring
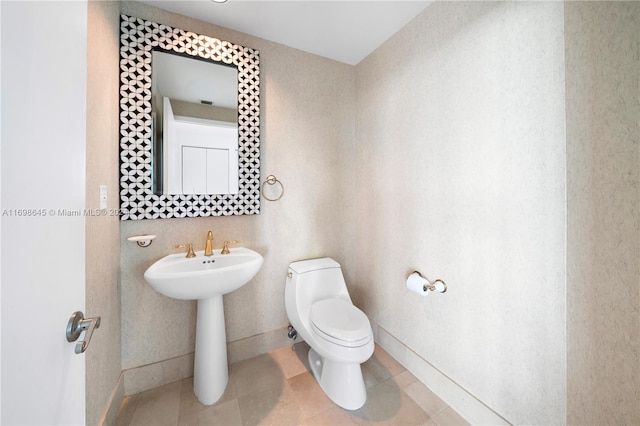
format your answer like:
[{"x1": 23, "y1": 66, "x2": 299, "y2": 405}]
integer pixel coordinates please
[{"x1": 261, "y1": 174, "x2": 284, "y2": 201}]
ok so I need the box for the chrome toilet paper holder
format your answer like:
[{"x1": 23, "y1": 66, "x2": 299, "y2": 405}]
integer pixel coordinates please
[{"x1": 411, "y1": 270, "x2": 447, "y2": 293}]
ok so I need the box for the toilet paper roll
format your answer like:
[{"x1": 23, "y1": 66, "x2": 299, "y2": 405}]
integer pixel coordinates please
[{"x1": 407, "y1": 273, "x2": 430, "y2": 296}]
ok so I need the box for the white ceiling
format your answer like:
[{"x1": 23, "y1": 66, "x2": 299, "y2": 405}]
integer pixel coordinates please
[
  {"x1": 153, "y1": 50, "x2": 238, "y2": 108},
  {"x1": 136, "y1": 0, "x2": 432, "y2": 65}
]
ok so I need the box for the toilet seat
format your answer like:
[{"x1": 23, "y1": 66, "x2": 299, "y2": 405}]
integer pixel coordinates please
[{"x1": 310, "y1": 298, "x2": 372, "y2": 347}]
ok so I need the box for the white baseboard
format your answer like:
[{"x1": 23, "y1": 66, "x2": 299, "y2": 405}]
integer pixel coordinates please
[{"x1": 371, "y1": 320, "x2": 509, "y2": 425}]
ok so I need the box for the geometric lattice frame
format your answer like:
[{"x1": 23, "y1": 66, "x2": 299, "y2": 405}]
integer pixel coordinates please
[{"x1": 119, "y1": 15, "x2": 260, "y2": 220}]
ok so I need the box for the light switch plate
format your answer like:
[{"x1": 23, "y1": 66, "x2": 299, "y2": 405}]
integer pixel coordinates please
[{"x1": 99, "y1": 185, "x2": 107, "y2": 210}]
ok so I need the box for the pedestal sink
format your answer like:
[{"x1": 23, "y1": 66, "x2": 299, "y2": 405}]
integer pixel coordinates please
[{"x1": 144, "y1": 247, "x2": 263, "y2": 405}]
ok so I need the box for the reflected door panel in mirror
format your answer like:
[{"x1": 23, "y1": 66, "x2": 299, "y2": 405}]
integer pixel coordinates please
[{"x1": 119, "y1": 15, "x2": 260, "y2": 220}]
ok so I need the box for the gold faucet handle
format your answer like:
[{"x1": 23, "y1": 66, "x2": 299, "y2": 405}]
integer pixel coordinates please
[
  {"x1": 176, "y1": 243, "x2": 196, "y2": 258},
  {"x1": 221, "y1": 240, "x2": 238, "y2": 255}
]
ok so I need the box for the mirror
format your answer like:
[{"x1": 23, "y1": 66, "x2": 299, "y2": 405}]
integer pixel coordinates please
[
  {"x1": 151, "y1": 51, "x2": 239, "y2": 195},
  {"x1": 119, "y1": 15, "x2": 260, "y2": 220}
]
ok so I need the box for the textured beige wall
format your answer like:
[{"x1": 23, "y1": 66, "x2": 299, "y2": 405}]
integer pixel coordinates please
[
  {"x1": 565, "y1": 2, "x2": 640, "y2": 424},
  {"x1": 354, "y1": 2, "x2": 567, "y2": 424},
  {"x1": 85, "y1": 1, "x2": 122, "y2": 424},
  {"x1": 119, "y1": 1, "x2": 356, "y2": 370}
]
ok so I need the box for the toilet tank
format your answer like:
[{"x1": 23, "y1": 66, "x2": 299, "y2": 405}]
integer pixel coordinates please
[{"x1": 285, "y1": 258, "x2": 352, "y2": 328}]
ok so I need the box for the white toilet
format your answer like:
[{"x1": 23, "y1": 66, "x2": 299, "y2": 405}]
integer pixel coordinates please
[{"x1": 285, "y1": 257, "x2": 374, "y2": 410}]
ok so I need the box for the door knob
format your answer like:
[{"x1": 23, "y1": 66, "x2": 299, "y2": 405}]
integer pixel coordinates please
[{"x1": 66, "y1": 311, "x2": 101, "y2": 354}]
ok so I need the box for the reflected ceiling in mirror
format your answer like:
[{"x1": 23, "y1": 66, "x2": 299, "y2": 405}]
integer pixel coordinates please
[{"x1": 119, "y1": 15, "x2": 260, "y2": 220}]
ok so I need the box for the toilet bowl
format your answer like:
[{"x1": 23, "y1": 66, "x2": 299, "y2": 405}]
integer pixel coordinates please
[{"x1": 285, "y1": 257, "x2": 374, "y2": 410}]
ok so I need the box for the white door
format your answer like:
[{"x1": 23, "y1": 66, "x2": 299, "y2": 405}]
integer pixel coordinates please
[{"x1": 1, "y1": 2, "x2": 88, "y2": 424}]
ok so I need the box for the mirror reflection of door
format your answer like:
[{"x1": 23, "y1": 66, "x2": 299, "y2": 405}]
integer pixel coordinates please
[
  {"x1": 151, "y1": 50, "x2": 238, "y2": 195},
  {"x1": 182, "y1": 146, "x2": 229, "y2": 194}
]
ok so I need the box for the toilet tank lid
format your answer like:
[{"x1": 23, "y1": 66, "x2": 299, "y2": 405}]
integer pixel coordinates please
[{"x1": 289, "y1": 257, "x2": 340, "y2": 274}]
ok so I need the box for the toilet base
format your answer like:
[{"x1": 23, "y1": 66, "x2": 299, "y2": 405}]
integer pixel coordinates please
[{"x1": 308, "y1": 348, "x2": 367, "y2": 410}]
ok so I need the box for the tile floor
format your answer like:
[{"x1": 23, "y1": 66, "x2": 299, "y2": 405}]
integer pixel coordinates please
[{"x1": 116, "y1": 343, "x2": 469, "y2": 426}]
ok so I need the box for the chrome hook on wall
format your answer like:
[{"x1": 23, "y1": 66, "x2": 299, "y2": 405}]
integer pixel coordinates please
[{"x1": 66, "y1": 311, "x2": 101, "y2": 354}]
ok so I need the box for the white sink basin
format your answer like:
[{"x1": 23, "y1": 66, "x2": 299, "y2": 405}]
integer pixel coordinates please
[
  {"x1": 143, "y1": 246, "x2": 263, "y2": 406},
  {"x1": 144, "y1": 247, "x2": 263, "y2": 300}
]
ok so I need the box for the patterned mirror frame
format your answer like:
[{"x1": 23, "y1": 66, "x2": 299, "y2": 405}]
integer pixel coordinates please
[{"x1": 119, "y1": 15, "x2": 260, "y2": 220}]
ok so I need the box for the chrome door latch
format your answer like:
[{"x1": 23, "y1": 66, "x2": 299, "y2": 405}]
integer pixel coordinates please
[{"x1": 66, "y1": 311, "x2": 101, "y2": 354}]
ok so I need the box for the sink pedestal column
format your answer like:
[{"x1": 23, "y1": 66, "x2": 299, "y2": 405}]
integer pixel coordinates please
[{"x1": 193, "y1": 295, "x2": 228, "y2": 405}]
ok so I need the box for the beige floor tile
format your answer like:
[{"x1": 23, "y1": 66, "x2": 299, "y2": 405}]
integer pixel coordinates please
[
  {"x1": 198, "y1": 399, "x2": 243, "y2": 425},
  {"x1": 432, "y1": 407, "x2": 470, "y2": 426},
  {"x1": 349, "y1": 379, "x2": 430, "y2": 425},
  {"x1": 178, "y1": 375, "x2": 238, "y2": 414},
  {"x1": 271, "y1": 342, "x2": 311, "y2": 379},
  {"x1": 177, "y1": 376, "x2": 238, "y2": 425},
  {"x1": 371, "y1": 345, "x2": 406, "y2": 376},
  {"x1": 361, "y1": 345, "x2": 406, "y2": 389},
  {"x1": 404, "y1": 380, "x2": 448, "y2": 418},
  {"x1": 180, "y1": 377, "x2": 194, "y2": 390},
  {"x1": 361, "y1": 362, "x2": 381, "y2": 390},
  {"x1": 116, "y1": 343, "x2": 464, "y2": 426},
  {"x1": 392, "y1": 370, "x2": 419, "y2": 389},
  {"x1": 288, "y1": 372, "x2": 334, "y2": 420},
  {"x1": 231, "y1": 352, "x2": 286, "y2": 397},
  {"x1": 301, "y1": 406, "x2": 357, "y2": 425},
  {"x1": 128, "y1": 381, "x2": 182, "y2": 425},
  {"x1": 177, "y1": 407, "x2": 199, "y2": 426},
  {"x1": 177, "y1": 377, "x2": 202, "y2": 424},
  {"x1": 237, "y1": 382, "x2": 302, "y2": 425},
  {"x1": 115, "y1": 394, "x2": 140, "y2": 426}
]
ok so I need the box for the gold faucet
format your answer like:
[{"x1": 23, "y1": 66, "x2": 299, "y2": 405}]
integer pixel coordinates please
[
  {"x1": 204, "y1": 231, "x2": 214, "y2": 256},
  {"x1": 221, "y1": 240, "x2": 238, "y2": 255},
  {"x1": 176, "y1": 243, "x2": 196, "y2": 258}
]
